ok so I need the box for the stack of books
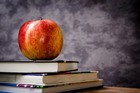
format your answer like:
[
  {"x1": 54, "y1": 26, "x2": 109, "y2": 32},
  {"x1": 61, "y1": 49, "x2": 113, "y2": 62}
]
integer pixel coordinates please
[{"x1": 0, "y1": 60, "x2": 103, "y2": 93}]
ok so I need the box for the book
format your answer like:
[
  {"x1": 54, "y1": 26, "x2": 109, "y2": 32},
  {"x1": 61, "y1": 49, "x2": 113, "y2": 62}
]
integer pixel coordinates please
[
  {"x1": 0, "y1": 71, "x2": 98, "y2": 84},
  {"x1": 0, "y1": 60, "x2": 78, "y2": 74},
  {"x1": 0, "y1": 91, "x2": 13, "y2": 93},
  {"x1": 0, "y1": 79, "x2": 103, "y2": 93}
]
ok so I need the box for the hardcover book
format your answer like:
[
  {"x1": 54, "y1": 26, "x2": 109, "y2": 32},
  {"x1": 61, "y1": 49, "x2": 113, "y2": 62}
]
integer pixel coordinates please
[
  {"x1": 0, "y1": 71, "x2": 98, "y2": 84},
  {"x1": 0, "y1": 60, "x2": 78, "y2": 74},
  {"x1": 0, "y1": 79, "x2": 103, "y2": 93}
]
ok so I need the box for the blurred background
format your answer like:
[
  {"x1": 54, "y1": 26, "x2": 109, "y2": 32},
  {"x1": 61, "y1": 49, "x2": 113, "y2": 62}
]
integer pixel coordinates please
[{"x1": 0, "y1": 0, "x2": 140, "y2": 88}]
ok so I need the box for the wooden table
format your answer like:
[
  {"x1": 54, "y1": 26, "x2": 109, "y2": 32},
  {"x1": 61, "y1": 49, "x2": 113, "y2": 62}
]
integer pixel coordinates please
[{"x1": 73, "y1": 86, "x2": 140, "y2": 93}]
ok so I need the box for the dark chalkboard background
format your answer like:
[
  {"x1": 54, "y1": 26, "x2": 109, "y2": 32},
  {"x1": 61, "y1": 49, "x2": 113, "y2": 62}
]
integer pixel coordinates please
[{"x1": 0, "y1": 0, "x2": 140, "y2": 88}]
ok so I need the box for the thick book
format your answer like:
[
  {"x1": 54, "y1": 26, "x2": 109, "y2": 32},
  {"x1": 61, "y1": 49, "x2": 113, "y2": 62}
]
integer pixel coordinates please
[
  {"x1": 0, "y1": 60, "x2": 78, "y2": 74},
  {"x1": 0, "y1": 79, "x2": 103, "y2": 93},
  {"x1": 0, "y1": 71, "x2": 98, "y2": 84}
]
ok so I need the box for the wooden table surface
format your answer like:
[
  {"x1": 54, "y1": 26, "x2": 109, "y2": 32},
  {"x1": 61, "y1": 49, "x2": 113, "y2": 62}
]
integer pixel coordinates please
[{"x1": 73, "y1": 86, "x2": 140, "y2": 93}]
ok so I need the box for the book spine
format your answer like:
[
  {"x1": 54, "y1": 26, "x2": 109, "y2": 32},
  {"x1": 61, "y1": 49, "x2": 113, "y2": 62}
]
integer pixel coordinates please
[
  {"x1": 0, "y1": 83, "x2": 44, "y2": 89},
  {"x1": 0, "y1": 91, "x2": 15, "y2": 93}
]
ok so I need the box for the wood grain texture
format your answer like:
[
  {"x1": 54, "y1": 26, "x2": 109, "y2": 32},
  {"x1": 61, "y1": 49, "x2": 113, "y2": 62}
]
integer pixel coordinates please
[{"x1": 73, "y1": 86, "x2": 140, "y2": 93}]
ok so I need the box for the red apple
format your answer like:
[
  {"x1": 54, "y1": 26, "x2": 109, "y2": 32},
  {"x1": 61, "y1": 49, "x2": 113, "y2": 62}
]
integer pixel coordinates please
[{"x1": 18, "y1": 19, "x2": 63, "y2": 60}]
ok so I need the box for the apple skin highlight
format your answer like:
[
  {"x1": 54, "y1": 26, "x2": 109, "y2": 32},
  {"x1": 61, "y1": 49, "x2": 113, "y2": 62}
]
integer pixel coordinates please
[{"x1": 18, "y1": 19, "x2": 63, "y2": 60}]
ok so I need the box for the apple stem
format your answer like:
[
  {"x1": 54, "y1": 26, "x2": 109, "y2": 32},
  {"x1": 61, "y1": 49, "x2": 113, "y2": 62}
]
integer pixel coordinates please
[{"x1": 40, "y1": 17, "x2": 43, "y2": 20}]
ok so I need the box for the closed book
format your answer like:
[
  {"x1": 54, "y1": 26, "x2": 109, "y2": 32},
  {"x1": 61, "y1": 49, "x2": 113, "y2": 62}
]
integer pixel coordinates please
[
  {"x1": 0, "y1": 60, "x2": 78, "y2": 74},
  {"x1": 0, "y1": 91, "x2": 14, "y2": 93},
  {"x1": 0, "y1": 71, "x2": 98, "y2": 84},
  {"x1": 0, "y1": 79, "x2": 103, "y2": 93}
]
